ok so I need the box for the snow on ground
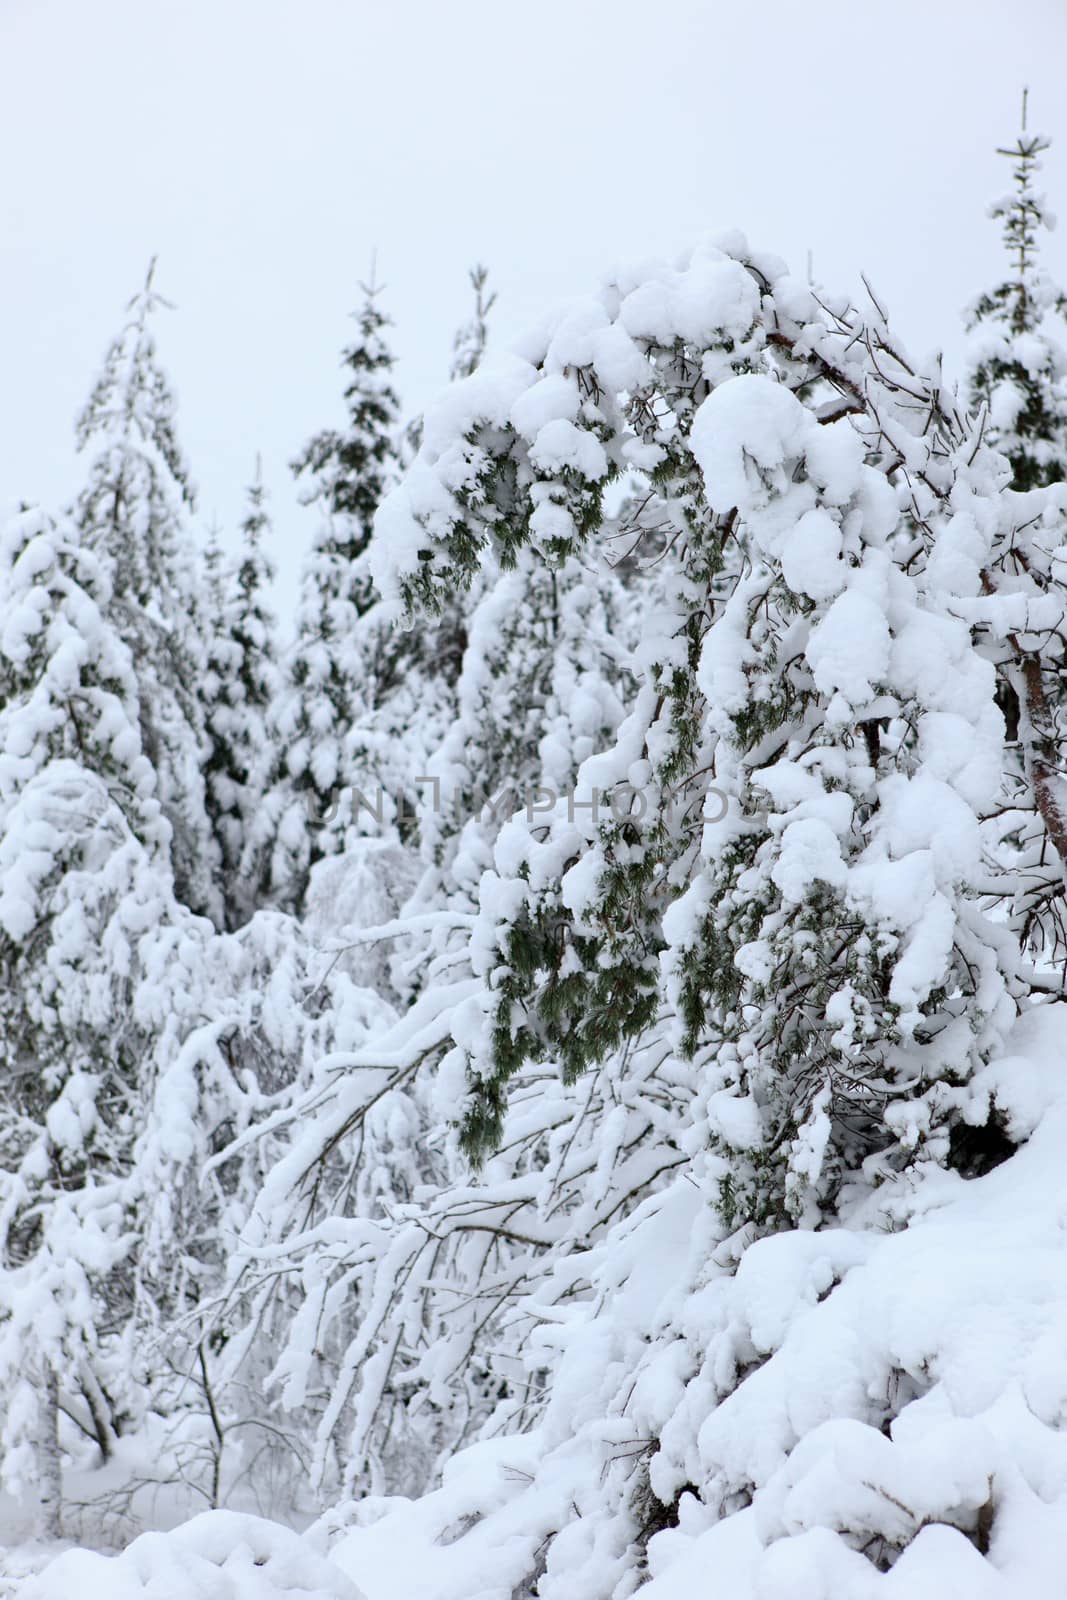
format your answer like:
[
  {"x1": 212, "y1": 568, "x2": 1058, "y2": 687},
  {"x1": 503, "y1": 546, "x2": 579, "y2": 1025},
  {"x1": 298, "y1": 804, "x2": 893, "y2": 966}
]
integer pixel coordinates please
[
  {"x1": 11, "y1": 1001, "x2": 1067, "y2": 1597},
  {"x1": 16, "y1": 1513, "x2": 364, "y2": 1599}
]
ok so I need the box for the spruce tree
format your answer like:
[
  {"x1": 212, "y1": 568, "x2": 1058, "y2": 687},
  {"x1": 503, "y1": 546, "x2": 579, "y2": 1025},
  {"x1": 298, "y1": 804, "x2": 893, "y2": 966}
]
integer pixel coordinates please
[
  {"x1": 965, "y1": 94, "x2": 1067, "y2": 490},
  {"x1": 73, "y1": 261, "x2": 219, "y2": 923},
  {"x1": 202, "y1": 463, "x2": 281, "y2": 928},
  {"x1": 249, "y1": 278, "x2": 405, "y2": 908},
  {"x1": 450, "y1": 263, "x2": 496, "y2": 382},
  {"x1": 0, "y1": 506, "x2": 174, "y2": 1531},
  {"x1": 964, "y1": 110, "x2": 1067, "y2": 972},
  {"x1": 291, "y1": 274, "x2": 401, "y2": 609}
]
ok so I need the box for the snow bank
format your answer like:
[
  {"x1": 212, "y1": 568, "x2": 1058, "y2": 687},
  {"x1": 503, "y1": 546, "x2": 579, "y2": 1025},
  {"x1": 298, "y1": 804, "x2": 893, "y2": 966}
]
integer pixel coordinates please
[{"x1": 21, "y1": 1512, "x2": 364, "y2": 1600}]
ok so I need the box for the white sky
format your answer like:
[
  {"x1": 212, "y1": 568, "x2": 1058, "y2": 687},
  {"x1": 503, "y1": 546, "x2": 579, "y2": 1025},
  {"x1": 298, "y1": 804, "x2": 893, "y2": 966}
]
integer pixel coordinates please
[{"x1": 2, "y1": 0, "x2": 1066, "y2": 608}]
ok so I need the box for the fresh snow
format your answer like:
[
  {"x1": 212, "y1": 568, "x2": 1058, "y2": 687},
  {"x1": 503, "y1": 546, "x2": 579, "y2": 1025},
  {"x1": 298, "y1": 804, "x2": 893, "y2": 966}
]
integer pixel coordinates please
[{"x1": 6, "y1": 116, "x2": 1067, "y2": 1600}]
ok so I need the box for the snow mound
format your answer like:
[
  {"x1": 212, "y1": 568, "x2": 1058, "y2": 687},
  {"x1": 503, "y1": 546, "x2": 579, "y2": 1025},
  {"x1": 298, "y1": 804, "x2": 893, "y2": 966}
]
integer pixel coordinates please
[{"x1": 23, "y1": 1512, "x2": 364, "y2": 1600}]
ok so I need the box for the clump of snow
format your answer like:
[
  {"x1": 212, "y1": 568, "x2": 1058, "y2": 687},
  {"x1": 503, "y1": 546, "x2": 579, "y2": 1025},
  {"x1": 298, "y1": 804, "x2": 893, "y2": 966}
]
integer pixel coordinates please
[
  {"x1": 780, "y1": 508, "x2": 845, "y2": 601},
  {"x1": 617, "y1": 250, "x2": 760, "y2": 351},
  {"x1": 690, "y1": 375, "x2": 811, "y2": 516},
  {"x1": 805, "y1": 587, "x2": 891, "y2": 709}
]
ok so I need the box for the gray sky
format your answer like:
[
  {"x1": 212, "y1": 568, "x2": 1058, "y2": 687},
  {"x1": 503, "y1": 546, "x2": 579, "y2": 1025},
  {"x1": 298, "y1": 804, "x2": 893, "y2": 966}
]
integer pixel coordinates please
[{"x1": 2, "y1": 0, "x2": 1066, "y2": 610}]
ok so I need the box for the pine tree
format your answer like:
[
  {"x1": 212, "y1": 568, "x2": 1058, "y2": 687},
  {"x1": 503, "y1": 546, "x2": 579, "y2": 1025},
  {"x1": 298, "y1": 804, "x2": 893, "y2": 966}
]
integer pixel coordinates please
[
  {"x1": 964, "y1": 111, "x2": 1067, "y2": 973},
  {"x1": 202, "y1": 463, "x2": 281, "y2": 928},
  {"x1": 450, "y1": 263, "x2": 496, "y2": 382},
  {"x1": 0, "y1": 505, "x2": 174, "y2": 1531},
  {"x1": 291, "y1": 273, "x2": 401, "y2": 608},
  {"x1": 965, "y1": 93, "x2": 1067, "y2": 490},
  {"x1": 249, "y1": 278, "x2": 406, "y2": 909},
  {"x1": 346, "y1": 229, "x2": 1067, "y2": 1600},
  {"x1": 73, "y1": 261, "x2": 219, "y2": 923},
  {"x1": 375, "y1": 241, "x2": 1023, "y2": 1213}
]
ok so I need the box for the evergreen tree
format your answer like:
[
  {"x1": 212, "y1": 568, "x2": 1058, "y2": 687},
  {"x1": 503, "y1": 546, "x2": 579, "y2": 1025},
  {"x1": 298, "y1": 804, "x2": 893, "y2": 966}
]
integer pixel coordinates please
[
  {"x1": 345, "y1": 229, "x2": 1067, "y2": 1600},
  {"x1": 377, "y1": 239, "x2": 1022, "y2": 1202},
  {"x1": 0, "y1": 506, "x2": 174, "y2": 1532},
  {"x1": 964, "y1": 113, "x2": 1067, "y2": 972},
  {"x1": 73, "y1": 261, "x2": 219, "y2": 923},
  {"x1": 202, "y1": 463, "x2": 281, "y2": 928},
  {"x1": 450, "y1": 263, "x2": 496, "y2": 382},
  {"x1": 291, "y1": 274, "x2": 401, "y2": 609},
  {"x1": 0, "y1": 514, "x2": 346, "y2": 1528},
  {"x1": 249, "y1": 278, "x2": 406, "y2": 909},
  {"x1": 965, "y1": 93, "x2": 1067, "y2": 490}
]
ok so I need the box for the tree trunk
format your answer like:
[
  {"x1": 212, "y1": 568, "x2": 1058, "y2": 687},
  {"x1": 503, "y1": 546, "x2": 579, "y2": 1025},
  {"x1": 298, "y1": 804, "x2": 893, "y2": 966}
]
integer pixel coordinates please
[
  {"x1": 36, "y1": 1366, "x2": 62, "y2": 1540},
  {"x1": 1016, "y1": 654, "x2": 1067, "y2": 868}
]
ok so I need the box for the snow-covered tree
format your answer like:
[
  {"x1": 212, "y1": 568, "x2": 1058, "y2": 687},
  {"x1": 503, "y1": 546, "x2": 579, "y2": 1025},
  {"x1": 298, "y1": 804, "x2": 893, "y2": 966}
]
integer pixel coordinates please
[
  {"x1": 249, "y1": 279, "x2": 408, "y2": 909},
  {"x1": 73, "y1": 261, "x2": 219, "y2": 923},
  {"x1": 217, "y1": 539, "x2": 634, "y2": 1501},
  {"x1": 965, "y1": 98, "x2": 1067, "y2": 491},
  {"x1": 963, "y1": 115, "x2": 1067, "y2": 975},
  {"x1": 450, "y1": 264, "x2": 496, "y2": 383},
  {"x1": 0, "y1": 504, "x2": 303, "y2": 1531},
  {"x1": 378, "y1": 243, "x2": 1020, "y2": 1195},
  {"x1": 0, "y1": 505, "x2": 176, "y2": 1533},
  {"x1": 293, "y1": 278, "x2": 402, "y2": 552},
  {"x1": 401, "y1": 261, "x2": 495, "y2": 490},
  {"x1": 202, "y1": 463, "x2": 281, "y2": 928},
  {"x1": 345, "y1": 230, "x2": 1067, "y2": 1594},
  {"x1": 429, "y1": 263, "x2": 499, "y2": 689}
]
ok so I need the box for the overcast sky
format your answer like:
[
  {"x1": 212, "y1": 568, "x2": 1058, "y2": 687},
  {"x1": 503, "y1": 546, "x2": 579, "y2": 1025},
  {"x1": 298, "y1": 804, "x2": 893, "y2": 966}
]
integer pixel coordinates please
[{"x1": 2, "y1": 0, "x2": 1066, "y2": 609}]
